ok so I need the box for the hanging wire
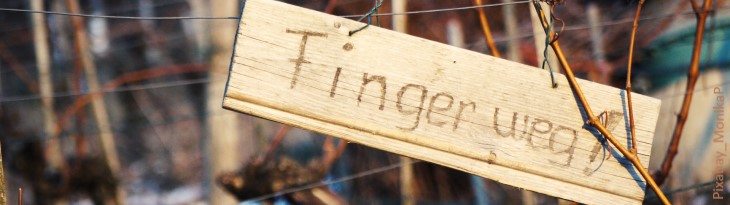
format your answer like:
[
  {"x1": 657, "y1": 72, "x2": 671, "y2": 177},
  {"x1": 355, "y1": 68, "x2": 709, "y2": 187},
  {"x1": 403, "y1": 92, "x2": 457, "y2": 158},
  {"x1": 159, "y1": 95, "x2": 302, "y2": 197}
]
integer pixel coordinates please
[
  {"x1": 532, "y1": 0, "x2": 559, "y2": 88},
  {"x1": 349, "y1": 0, "x2": 384, "y2": 36}
]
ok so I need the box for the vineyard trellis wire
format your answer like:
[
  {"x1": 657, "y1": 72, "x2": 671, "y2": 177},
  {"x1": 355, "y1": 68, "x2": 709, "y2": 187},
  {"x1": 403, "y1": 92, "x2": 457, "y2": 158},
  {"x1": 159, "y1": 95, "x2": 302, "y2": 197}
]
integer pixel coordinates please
[
  {"x1": 1, "y1": 1, "x2": 728, "y2": 76},
  {"x1": 0, "y1": 0, "x2": 724, "y2": 204}
]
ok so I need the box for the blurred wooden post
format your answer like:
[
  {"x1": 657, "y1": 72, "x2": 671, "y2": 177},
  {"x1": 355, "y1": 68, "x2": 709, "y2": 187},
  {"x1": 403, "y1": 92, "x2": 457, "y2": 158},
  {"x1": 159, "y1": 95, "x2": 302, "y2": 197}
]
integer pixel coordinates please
[
  {"x1": 65, "y1": 0, "x2": 124, "y2": 204},
  {"x1": 587, "y1": 3, "x2": 605, "y2": 64},
  {"x1": 0, "y1": 142, "x2": 5, "y2": 205},
  {"x1": 32, "y1": 0, "x2": 63, "y2": 171},
  {"x1": 0, "y1": 62, "x2": 2, "y2": 97},
  {"x1": 587, "y1": 3, "x2": 608, "y2": 83},
  {"x1": 187, "y1": 0, "x2": 211, "y2": 62},
  {"x1": 392, "y1": 1, "x2": 415, "y2": 205},
  {"x1": 501, "y1": 0, "x2": 521, "y2": 62},
  {"x1": 206, "y1": 0, "x2": 240, "y2": 204}
]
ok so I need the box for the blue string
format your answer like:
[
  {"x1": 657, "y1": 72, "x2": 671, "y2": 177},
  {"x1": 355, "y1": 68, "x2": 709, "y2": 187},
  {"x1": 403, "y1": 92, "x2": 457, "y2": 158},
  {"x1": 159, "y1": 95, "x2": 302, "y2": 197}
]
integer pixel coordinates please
[{"x1": 349, "y1": 0, "x2": 384, "y2": 36}]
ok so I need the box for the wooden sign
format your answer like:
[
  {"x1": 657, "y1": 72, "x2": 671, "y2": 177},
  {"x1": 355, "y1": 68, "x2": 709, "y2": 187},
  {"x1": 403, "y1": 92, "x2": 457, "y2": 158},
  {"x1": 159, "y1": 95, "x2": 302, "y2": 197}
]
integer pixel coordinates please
[{"x1": 223, "y1": 0, "x2": 661, "y2": 204}]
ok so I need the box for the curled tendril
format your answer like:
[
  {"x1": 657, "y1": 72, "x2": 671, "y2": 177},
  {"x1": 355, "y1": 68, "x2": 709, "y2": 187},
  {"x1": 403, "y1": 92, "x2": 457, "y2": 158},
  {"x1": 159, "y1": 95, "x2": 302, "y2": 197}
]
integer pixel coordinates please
[{"x1": 548, "y1": 6, "x2": 565, "y2": 43}]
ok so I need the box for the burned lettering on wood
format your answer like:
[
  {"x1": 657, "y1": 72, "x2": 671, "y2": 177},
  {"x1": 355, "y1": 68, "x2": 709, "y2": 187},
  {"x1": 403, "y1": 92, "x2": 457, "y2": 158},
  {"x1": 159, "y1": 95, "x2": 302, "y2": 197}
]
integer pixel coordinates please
[
  {"x1": 226, "y1": 5, "x2": 662, "y2": 203},
  {"x1": 397, "y1": 84, "x2": 428, "y2": 131},
  {"x1": 493, "y1": 108, "x2": 531, "y2": 140},
  {"x1": 584, "y1": 140, "x2": 605, "y2": 176},
  {"x1": 494, "y1": 108, "x2": 517, "y2": 138},
  {"x1": 548, "y1": 126, "x2": 578, "y2": 167},
  {"x1": 427, "y1": 92, "x2": 454, "y2": 127},
  {"x1": 279, "y1": 27, "x2": 631, "y2": 176},
  {"x1": 358, "y1": 73, "x2": 387, "y2": 110},
  {"x1": 492, "y1": 107, "x2": 586, "y2": 168},
  {"x1": 452, "y1": 101, "x2": 476, "y2": 131},
  {"x1": 527, "y1": 118, "x2": 553, "y2": 149},
  {"x1": 330, "y1": 67, "x2": 342, "y2": 97},
  {"x1": 285, "y1": 29, "x2": 327, "y2": 88}
]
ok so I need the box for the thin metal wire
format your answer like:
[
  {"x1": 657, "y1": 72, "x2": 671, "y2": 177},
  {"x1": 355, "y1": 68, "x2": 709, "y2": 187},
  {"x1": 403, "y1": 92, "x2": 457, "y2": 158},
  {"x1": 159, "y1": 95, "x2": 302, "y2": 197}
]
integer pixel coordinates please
[
  {"x1": 644, "y1": 180, "x2": 716, "y2": 201},
  {"x1": 242, "y1": 159, "x2": 421, "y2": 202},
  {"x1": 1, "y1": 4, "x2": 727, "y2": 102},
  {"x1": 0, "y1": 1, "x2": 532, "y2": 20},
  {"x1": 2, "y1": 104, "x2": 230, "y2": 144},
  {"x1": 341, "y1": 0, "x2": 532, "y2": 17},
  {"x1": 0, "y1": 78, "x2": 209, "y2": 103},
  {"x1": 463, "y1": 4, "x2": 730, "y2": 50},
  {"x1": 532, "y1": 1, "x2": 558, "y2": 88},
  {"x1": 3, "y1": 109, "x2": 420, "y2": 202},
  {"x1": 0, "y1": 3, "x2": 727, "y2": 102},
  {"x1": 0, "y1": 7, "x2": 240, "y2": 20},
  {"x1": 0, "y1": 59, "x2": 720, "y2": 104},
  {"x1": 349, "y1": 0, "x2": 384, "y2": 36}
]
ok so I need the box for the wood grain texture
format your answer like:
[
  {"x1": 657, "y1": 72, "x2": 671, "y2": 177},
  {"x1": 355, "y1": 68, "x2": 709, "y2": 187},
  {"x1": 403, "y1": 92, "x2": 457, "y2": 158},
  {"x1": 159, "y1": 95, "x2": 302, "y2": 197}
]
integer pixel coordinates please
[{"x1": 223, "y1": 0, "x2": 662, "y2": 204}]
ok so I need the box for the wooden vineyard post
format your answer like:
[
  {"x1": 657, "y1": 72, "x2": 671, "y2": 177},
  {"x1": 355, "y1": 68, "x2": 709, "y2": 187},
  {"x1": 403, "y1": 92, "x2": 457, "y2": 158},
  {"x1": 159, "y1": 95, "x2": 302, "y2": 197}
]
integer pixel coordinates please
[
  {"x1": 32, "y1": 0, "x2": 63, "y2": 172},
  {"x1": 0, "y1": 141, "x2": 5, "y2": 205},
  {"x1": 587, "y1": 3, "x2": 608, "y2": 83},
  {"x1": 501, "y1": 0, "x2": 521, "y2": 62},
  {"x1": 65, "y1": 0, "x2": 124, "y2": 203},
  {"x1": 206, "y1": 0, "x2": 241, "y2": 204},
  {"x1": 222, "y1": 1, "x2": 662, "y2": 204}
]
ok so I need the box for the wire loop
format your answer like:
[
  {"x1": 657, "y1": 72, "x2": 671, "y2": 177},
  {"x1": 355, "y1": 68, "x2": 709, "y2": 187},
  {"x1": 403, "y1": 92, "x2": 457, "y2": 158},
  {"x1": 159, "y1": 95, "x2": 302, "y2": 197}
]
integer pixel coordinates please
[
  {"x1": 532, "y1": 0, "x2": 560, "y2": 88},
  {"x1": 349, "y1": 0, "x2": 384, "y2": 36}
]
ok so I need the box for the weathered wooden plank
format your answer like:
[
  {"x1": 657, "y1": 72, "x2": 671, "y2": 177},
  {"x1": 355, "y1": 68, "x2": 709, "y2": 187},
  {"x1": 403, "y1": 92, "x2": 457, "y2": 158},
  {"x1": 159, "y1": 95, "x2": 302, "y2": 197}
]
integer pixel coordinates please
[{"x1": 223, "y1": 0, "x2": 661, "y2": 204}]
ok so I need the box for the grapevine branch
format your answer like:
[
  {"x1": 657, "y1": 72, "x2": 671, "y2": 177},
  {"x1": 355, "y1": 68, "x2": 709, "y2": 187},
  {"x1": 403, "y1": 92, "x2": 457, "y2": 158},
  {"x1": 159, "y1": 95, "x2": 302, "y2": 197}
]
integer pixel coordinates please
[
  {"x1": 253, "y1": 125, "x2": 292, "y2": 165},
  {"x1": 531, "y1": 2, "x2": 670, "y2": 204},
  {"x1": 652, "y1": 0, "x2": 713, "y2": 186},
  {"x1": 0, "y1": 42, "x2": 39, "y2": 93},
  {"x1": 474, "y1": 0, "x2": 502, "y2": 58},
  {"x1": 625, "y1": 0, "x2": 645, "y2": 156},
  {"x1": 52, "y1": 64, "x2": 209, "y2": 139},
  {"x1": 324, "y1": 0, "x2": 339, "y2": 13}
]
